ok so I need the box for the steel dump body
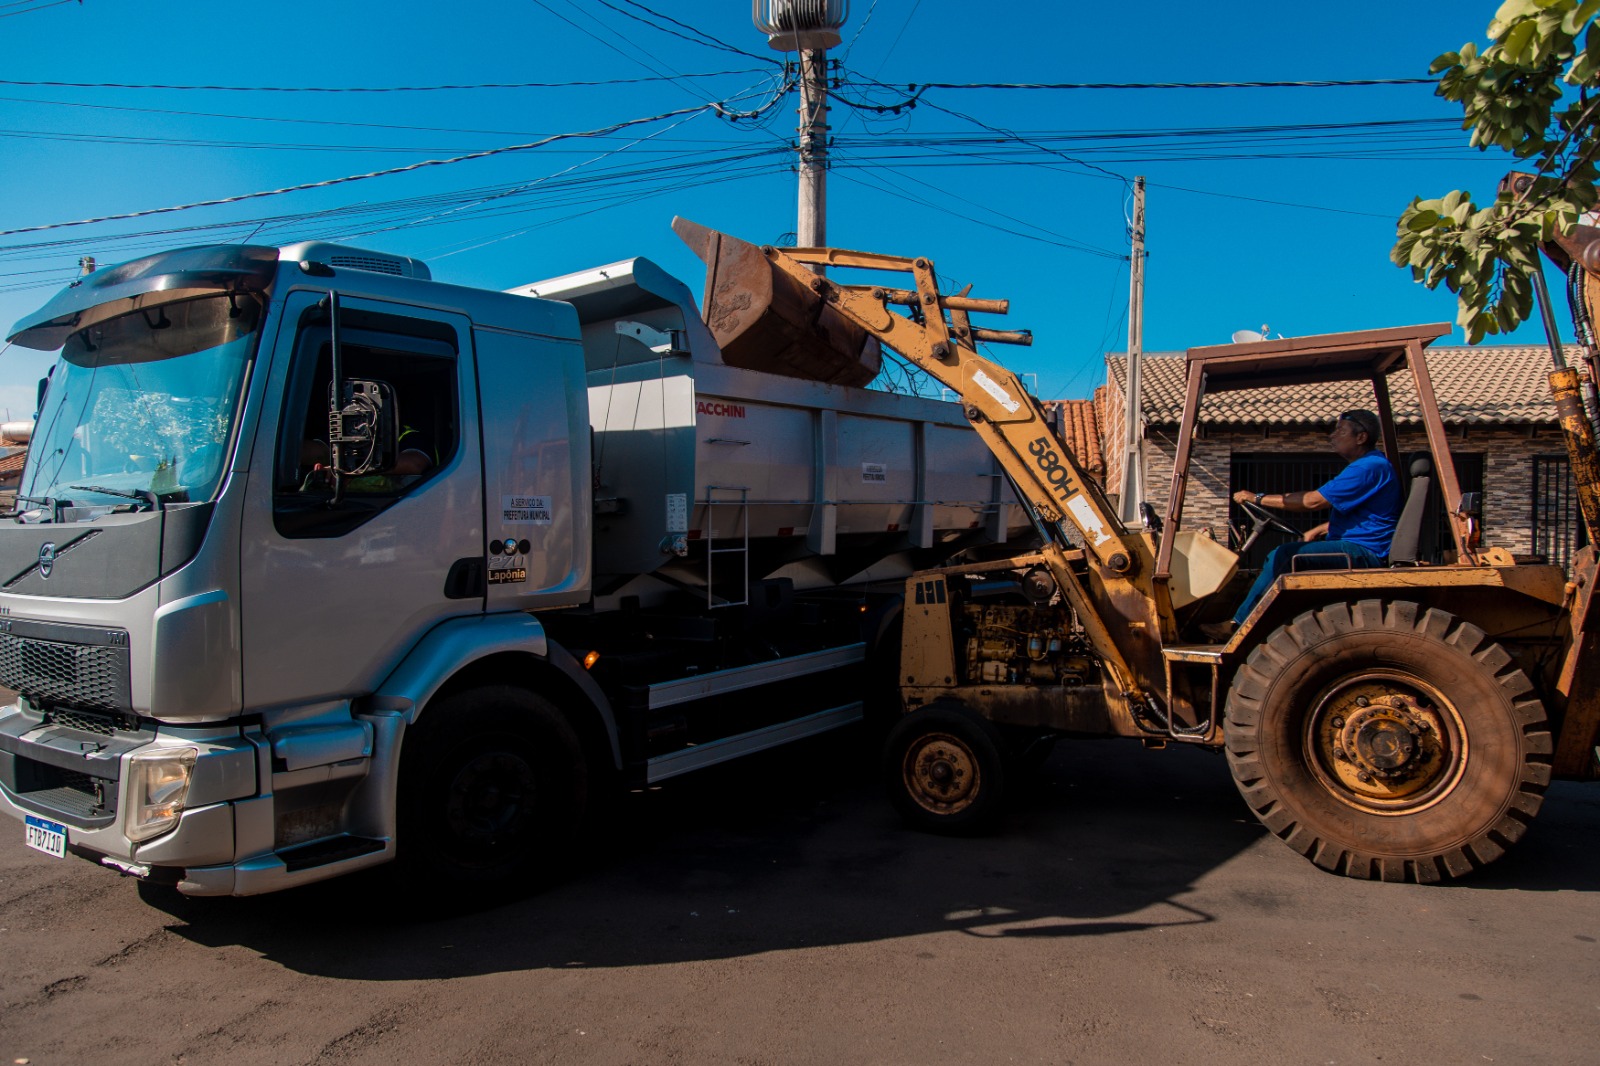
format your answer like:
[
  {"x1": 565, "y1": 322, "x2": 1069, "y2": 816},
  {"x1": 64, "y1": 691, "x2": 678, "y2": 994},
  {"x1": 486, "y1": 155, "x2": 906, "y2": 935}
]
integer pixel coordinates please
[{"x1": 508, "y1": 256, "x2": 1025, "y2": 600}]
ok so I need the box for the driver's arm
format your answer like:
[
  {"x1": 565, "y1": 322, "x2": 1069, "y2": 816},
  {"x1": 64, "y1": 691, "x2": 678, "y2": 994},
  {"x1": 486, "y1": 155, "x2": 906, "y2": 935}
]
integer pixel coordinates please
[{"x1": 1231, "y1": 488, "x2": 1329, "y2": 511}]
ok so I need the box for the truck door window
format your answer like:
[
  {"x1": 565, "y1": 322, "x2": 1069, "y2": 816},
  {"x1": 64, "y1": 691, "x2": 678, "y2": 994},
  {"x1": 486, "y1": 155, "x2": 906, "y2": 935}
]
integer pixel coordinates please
[{"x1": 272, "y1": 304, "x2": 460, "y2": 538}]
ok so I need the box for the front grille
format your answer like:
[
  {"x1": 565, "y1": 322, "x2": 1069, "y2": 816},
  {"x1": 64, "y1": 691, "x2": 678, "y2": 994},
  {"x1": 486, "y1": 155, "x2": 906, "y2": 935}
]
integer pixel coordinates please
[
  {"x1": 0, "y1": 631, "x2": 132, "y2": 713},
  {"x1": 45, "y1": 708, "x2": 120, "y2": 735}
]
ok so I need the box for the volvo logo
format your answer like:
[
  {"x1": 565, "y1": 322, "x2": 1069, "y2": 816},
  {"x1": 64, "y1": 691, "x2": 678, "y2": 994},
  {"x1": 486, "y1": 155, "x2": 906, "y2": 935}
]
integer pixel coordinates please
[{"x1": 38, "y1": 542, "x2": 57, "y2": 579}]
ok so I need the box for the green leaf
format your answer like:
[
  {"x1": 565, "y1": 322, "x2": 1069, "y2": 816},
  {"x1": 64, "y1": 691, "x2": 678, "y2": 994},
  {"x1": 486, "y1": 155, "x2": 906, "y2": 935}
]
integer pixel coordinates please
[{"x1": 1501, "y1": 19, "x2": 1539, "y2": 62}]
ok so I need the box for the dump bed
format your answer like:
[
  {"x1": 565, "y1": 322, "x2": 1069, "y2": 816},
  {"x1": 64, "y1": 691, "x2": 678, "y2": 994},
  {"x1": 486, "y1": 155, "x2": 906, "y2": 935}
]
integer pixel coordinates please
[{"x1": 506, "y1": 256, "x2": 1026, "y2": 604}]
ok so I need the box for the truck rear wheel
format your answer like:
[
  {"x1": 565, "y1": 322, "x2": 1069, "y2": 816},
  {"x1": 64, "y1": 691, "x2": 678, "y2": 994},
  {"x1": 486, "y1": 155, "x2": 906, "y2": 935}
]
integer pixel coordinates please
[
  {"x1": 884, "y1": 702, "x2": 1009, "y2": 835},
  {"x1": 1224, "y1": 601, "x2": 1551, "y2": 882},
  {"x1": 398, "y1": 686, "x2": 588, "y2": 894}
]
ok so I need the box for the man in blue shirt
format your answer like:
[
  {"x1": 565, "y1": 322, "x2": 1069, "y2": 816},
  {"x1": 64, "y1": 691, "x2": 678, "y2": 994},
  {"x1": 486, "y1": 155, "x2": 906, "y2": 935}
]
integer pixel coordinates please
[{"x1": 1200, "y1": 409, "x2": 1401, "y2": 642}]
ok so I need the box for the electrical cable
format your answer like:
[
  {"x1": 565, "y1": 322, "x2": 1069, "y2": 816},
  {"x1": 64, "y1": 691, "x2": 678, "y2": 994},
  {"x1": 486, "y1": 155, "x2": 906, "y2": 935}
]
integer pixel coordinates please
[
  {"x1": 0, "y1": 92, "x2": 758, "y2": 138},
  {"x1": 830, "y1": 165, "x2": 1122, "y2": 259},
  {"x1": 830, "y1": 150, "x2": 1123, "y2": 258},
  {"x1": 591, "y1": 0, "x2": 781, "y2": 65},
  {"x1": 0, "y1": 104, "x2": 716, "y2": 237},
  {"x1": 891, "y1": 77, "x2": 1439, "y2": 91},
  {"x1": 0, "y1": 0, "x2": 77, "y2": 18},
  {"x1": 0, "y1": 71, "x2": 768, "y2": 92}
]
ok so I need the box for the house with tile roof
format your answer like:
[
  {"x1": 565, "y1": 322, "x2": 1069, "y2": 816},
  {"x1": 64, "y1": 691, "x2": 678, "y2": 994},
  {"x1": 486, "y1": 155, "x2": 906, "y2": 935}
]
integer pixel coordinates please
[{"x1": 1098, "y1": 343, "x2": 1587, "y2": 571}]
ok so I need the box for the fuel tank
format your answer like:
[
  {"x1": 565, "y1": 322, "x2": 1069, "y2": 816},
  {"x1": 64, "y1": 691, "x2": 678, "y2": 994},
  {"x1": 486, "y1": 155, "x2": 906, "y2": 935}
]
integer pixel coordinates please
[{"x1": 506, "y1": 253, "x2": 1025, "y2": 603}]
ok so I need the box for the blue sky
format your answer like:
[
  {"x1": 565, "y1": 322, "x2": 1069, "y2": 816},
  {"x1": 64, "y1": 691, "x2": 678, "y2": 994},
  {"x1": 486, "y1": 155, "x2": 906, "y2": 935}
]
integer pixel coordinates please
[{"x1": 0, "y1": 1, "x2": 1564, "y2": 418}]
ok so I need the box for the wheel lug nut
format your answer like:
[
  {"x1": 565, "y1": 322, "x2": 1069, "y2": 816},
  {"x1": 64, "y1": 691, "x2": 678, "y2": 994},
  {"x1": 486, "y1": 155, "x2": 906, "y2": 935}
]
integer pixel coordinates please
[
  {"x1": 1333, "y1": 747, "x2": 1347, "y2": 761},
  {"x1": 1331, "y1": 716, "x2": 1345, "y2": 729},
  {"x1": 1357, "y1": 771, "x2": 1373, "y2": 784},
  {"x1": 1355, "y1": 697, "x2": 1370, "y2": 707}
]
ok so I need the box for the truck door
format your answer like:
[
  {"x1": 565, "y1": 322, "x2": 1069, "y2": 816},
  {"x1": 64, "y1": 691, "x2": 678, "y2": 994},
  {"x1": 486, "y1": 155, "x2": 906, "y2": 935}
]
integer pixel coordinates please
[{"x1": 239, "y1": 290, "x2": 483, "y2": 708}]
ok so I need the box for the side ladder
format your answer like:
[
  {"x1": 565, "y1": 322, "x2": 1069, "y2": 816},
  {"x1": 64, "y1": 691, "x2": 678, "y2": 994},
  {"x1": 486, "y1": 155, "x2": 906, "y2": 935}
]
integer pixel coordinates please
[{"x1": 705, "y1": 485, "x2": 750, "y2": 608}]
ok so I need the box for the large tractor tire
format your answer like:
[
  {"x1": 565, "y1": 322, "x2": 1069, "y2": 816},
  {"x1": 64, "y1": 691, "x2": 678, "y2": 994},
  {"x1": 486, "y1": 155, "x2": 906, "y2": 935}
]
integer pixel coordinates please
[
  {"x1": 397, "y1": 686, "x2": 588, "y2": 895},
  {"x1": 1224, "y1": 600, "x2": 1552, "y2": 883},
  {"x1": 884, "y1": 702, "x2": 1010, "y2": 835}
]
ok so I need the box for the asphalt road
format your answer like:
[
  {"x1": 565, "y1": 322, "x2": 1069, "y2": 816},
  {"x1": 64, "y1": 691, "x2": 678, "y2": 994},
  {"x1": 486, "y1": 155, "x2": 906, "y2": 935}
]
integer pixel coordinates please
[{"x1": 1, "y1": 728, "x2": 1597, "y2": 1066}]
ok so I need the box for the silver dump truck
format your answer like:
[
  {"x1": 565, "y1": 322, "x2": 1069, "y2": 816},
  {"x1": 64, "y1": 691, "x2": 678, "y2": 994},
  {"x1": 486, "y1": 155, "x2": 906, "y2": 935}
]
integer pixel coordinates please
[{"x1": 0, "y1": 233, "x2": 1024, "y2": 896}]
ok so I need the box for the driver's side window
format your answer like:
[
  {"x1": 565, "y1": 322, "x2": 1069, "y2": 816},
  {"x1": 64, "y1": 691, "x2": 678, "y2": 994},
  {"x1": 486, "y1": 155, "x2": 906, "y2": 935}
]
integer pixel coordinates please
[{"x1": 272, "y1": 303, "x2": 460, "y2": 538}]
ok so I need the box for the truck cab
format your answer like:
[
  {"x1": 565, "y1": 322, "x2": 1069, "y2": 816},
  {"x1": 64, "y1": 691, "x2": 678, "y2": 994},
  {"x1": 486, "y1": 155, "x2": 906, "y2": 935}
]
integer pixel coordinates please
[{"x1": 0, "y1": 242, "x2": 594, "y2": 894}]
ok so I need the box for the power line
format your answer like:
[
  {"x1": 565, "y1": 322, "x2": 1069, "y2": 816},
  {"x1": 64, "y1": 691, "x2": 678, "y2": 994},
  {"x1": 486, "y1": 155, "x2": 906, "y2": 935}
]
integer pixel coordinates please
[
  {"x1": 593, "y1": 0, "x2": 780, "y2": 65},
  {"x1": 0, "y1": 0, "x2": 78, "y2": 18},
  {"x1": 832, "y1": 161, "x2": 1124, "y2": 260},
  {"x1": 0, "y1": 91, "x2": 763, "y2": 139},
  {"x1": 892, "y1": 77, "x2": 1438, "y2": 91},
  {"x1": 0, "y1": 70, "x2": 766, "y2": 92},
  {"x1": 0, "y1": 104, "x2": 717, "y2": 237},
  {"x1": 831, "y1": 151, "x2": 1124, "y2": 258}
]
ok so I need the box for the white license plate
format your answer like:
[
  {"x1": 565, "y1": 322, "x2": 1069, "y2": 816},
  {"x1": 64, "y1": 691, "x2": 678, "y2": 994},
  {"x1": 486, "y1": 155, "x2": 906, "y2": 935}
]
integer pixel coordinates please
[{"x1": 24, "y1": 815, "x2": 66, "y2": 858}]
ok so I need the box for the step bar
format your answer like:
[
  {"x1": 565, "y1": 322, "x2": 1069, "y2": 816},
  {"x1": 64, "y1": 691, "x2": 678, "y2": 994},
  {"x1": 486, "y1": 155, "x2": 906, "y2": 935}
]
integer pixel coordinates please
[{"x1": 646, "y1": 701, "x2": 864, "y2": 783}]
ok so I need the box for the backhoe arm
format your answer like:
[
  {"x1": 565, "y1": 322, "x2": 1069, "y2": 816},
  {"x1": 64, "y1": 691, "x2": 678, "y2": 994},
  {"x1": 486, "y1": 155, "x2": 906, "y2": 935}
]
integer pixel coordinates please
[
  {"x1": 768, "y1": 244, "x2": 1140, "y2": 574},
  {"x1": 757, "y1": 242, "x2": 1184, "y2": 717}
]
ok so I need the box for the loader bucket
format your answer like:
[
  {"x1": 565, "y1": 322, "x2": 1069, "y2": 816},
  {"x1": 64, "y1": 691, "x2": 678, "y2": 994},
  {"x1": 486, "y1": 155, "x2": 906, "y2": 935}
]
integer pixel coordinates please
[{"x1": 673, "y1": 217, "x2": 881, "y2": 387}]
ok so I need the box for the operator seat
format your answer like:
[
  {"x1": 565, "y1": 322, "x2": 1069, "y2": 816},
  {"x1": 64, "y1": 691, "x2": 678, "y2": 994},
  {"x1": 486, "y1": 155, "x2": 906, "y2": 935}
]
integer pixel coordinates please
[{"x1": 1387, "y1": 453, "x2": 1433, "y2": 566}]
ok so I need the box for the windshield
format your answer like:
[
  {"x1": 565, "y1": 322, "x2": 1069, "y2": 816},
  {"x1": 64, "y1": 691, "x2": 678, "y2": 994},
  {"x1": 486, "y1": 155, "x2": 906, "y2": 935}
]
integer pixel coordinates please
[{"x1": 20, "y1": 293, "x2": 262, "y2": 513}]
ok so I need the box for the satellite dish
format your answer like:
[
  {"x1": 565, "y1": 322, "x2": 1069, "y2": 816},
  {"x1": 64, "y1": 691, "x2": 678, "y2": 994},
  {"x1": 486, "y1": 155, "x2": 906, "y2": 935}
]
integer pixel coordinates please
[{"x1": 1231, "y1": 329, "x2": 1266, "y2": 344}]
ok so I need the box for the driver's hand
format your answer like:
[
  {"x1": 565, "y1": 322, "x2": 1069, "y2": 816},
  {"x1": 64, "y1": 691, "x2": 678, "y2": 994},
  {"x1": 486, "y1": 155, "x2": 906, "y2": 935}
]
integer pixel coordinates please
[
  {"x1": 1232, "y1": 489, "x2": 1255, "y2": 505},
  {"x1": 1302, "y1": 528, "x2": 1321, "y2": 543}
]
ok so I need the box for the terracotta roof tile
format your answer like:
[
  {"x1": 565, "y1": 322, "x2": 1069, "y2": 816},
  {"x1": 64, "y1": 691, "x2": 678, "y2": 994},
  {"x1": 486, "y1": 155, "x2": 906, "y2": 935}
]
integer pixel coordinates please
[
  {"x1": 1107, "y1": 344, "x2": 1560, "y2": 426},
  {"x1": 1043, "y1": 399, "x2": 1105, "y2": 481},
  {"x1": 0, "y1": 441, "x2": 25, "y2": 477}
]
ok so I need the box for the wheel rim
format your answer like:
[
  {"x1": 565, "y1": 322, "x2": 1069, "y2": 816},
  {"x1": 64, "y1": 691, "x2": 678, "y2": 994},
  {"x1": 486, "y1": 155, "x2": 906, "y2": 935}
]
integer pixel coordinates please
[
  {"x1": 902, "y1": 731, "x2": 982, "y2": 815},
  {"x1": 1303, "y1": 671, "x2": 1468, "y2": 815},
  {"x1": 444, "y1": 746, "x2": 539, "y2": 856}
]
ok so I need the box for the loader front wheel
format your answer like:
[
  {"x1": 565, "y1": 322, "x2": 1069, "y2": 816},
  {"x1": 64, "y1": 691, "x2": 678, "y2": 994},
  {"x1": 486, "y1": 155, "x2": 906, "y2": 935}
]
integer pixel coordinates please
[
  {"x1": 885, "y1": 703, "x2": 1008, "y2": 835},
  {"x1": 1224, "y1": 601, "x2": 1551, "y2": 883}
]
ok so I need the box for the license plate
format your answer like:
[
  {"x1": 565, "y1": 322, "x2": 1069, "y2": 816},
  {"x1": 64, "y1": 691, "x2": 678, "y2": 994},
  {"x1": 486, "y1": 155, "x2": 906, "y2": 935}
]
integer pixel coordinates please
[{"x1": 24, "y1": 815, "x2": 66, "y2": 858}]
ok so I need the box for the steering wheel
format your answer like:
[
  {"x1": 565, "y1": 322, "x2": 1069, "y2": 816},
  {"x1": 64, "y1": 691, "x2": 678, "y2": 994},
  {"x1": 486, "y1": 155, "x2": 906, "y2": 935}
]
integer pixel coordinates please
[{"x1": 1232, "y1": 498, "x2": 1302, "y2": 554}]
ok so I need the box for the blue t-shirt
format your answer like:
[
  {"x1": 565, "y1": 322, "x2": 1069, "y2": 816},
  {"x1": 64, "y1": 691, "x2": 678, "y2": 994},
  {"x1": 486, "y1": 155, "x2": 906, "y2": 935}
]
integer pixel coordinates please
[{"x1": 1318, "y1": 451, "x2": 1401, "y2": 556}]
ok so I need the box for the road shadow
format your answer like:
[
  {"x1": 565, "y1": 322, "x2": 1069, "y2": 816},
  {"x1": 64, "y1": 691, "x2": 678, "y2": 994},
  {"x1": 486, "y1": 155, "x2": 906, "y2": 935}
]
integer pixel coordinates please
[{"x1": 147, "y1": 729, "x2": 1600, "y2": 980}]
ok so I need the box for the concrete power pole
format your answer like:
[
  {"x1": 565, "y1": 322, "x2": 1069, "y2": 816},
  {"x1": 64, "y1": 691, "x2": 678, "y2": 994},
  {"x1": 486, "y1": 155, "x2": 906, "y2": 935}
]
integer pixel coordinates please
[
  {"x1": 754, "y1": 2, "x2": 848, "y2": 251},
  {"x1": 1118, "y1": 176, "x2": 1147, "y2": 524},
  {"x1": 797, "y1": 46, "x2": 829, "y2": 248}
]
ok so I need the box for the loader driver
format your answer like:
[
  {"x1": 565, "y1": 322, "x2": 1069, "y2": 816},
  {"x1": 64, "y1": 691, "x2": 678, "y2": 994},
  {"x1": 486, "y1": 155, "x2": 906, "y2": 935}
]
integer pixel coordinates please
[{"x1": 1200, "y1": 409, "x2": 1401, "y2": 642}]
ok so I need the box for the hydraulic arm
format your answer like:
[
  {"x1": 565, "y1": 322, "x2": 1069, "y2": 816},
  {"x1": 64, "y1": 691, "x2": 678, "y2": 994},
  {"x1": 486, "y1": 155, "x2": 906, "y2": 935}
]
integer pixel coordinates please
[{"x1": 674, "y1": 218, "x2": 1183, "y2": 717}]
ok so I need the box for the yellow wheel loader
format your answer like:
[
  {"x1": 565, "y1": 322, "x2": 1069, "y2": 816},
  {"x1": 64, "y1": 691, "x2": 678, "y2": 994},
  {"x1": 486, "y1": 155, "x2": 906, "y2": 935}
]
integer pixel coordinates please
[{"x1": 678, "y1": 217, "x2": 1600, "y2": 883}]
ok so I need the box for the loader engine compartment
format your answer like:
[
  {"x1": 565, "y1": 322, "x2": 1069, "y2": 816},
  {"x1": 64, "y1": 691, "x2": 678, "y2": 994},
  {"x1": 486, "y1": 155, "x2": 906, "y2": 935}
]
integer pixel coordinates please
[{"x1": 960, "y1": 603, "x2": 1095, "y2": 687}]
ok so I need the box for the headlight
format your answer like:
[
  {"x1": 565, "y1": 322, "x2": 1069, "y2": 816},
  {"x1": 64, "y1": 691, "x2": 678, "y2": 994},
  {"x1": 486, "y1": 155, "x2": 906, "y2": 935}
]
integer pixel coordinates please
[{"x1": 126, "y1": 746, "x2": 198, "y2": 843}]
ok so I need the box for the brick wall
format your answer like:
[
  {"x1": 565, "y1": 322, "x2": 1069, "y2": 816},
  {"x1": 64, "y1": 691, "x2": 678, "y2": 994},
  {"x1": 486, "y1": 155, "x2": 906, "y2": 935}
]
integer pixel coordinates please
[{"x1": 1132, "y1": 423, "x2": 1563, "y2": 557}]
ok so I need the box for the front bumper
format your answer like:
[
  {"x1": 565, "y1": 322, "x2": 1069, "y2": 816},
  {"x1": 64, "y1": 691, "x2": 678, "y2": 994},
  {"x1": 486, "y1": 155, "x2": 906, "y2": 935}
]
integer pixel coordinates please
[{"x1": 0, "y1": 701, "x2": 397, "y2": 895}]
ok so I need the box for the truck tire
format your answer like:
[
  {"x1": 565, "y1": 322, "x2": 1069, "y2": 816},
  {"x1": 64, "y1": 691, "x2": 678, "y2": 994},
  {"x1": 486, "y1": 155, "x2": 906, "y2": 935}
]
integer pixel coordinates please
[
  {"x1": 397, "y1": 686, "x2": 588, "y2": 894},
  {"x1": 1224, "y1": 600, "x2": 1552, "y2": 883},
  {"x1": 884, "y1": 702, "x2": 1009, "y2": 835}
]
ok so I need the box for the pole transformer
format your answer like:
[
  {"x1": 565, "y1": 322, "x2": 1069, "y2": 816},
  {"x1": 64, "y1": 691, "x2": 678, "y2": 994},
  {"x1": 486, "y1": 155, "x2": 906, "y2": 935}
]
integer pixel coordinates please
[{"x1": 753, "y1": 1, "x2": 849, "y2": 250}]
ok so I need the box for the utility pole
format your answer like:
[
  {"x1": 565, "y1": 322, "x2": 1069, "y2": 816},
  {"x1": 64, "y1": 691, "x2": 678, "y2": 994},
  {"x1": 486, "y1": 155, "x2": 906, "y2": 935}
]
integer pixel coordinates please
[
  {"x1": 754, "y1": 2, "x2": 848, "y2": 252},
  {"x1": 797, "y1": 46, "x2": 829, "y2": 248},
  {"x1": 1118, "y1": 176, "x2": 1147, "y2": 525}
]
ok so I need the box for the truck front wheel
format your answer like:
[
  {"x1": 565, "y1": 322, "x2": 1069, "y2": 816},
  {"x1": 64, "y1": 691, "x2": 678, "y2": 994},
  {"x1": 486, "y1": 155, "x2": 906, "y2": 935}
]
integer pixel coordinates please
[
  {"x1": 398, "y1": 686, "x2": 588, "y2": 893},
  {"x1": 1224, "y1": 601, "x2": 1551, "y2": 882}
]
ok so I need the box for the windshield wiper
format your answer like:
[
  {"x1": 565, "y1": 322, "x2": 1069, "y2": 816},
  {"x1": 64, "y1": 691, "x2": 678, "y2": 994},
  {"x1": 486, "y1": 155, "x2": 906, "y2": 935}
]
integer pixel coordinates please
[
  {"x1": 69, "y1": 485, "x2": 162, "y2": 512},
  {"x1": 8, "y1": 494, "x2": 59, "y2": 521}
]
